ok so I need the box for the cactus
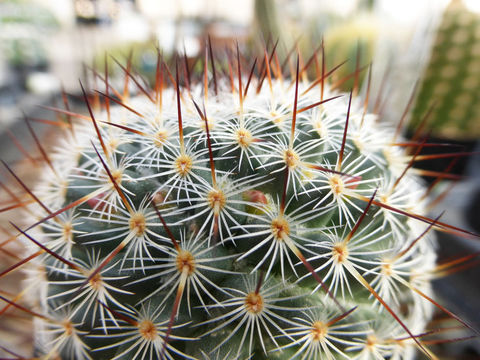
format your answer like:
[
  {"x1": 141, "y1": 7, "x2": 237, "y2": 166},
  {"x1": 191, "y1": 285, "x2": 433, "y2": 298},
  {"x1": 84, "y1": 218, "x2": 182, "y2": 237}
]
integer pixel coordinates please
[
  {"x1": 411, "y1": 0, "x2": 480, "y2": 139},
  {"x1": 1, "y1": 43, "x2": 477, "y2": 360}
]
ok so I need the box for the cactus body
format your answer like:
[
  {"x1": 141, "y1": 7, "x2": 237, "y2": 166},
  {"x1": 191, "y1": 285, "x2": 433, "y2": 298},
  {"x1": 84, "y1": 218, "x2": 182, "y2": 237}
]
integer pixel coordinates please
[
  {"x1": 20, "y1": 51, "x2": 441, "y2": 360},
  {"x1": 411, "y1": 0, "x2": 480, "y2": 139}
]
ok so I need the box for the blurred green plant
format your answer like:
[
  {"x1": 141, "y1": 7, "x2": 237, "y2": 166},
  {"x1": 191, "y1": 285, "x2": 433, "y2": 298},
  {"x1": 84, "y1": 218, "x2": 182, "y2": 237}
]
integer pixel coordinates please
[{"x1": 0, "y1": 0, "x2": 59, "y2": 69}]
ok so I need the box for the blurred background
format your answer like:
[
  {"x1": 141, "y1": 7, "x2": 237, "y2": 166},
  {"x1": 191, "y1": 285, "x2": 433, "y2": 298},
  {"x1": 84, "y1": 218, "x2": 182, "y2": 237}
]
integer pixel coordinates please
[
  {"x1": 2, "y1": 0, "x2": 480, "y2": 160},
  {"x1": 0, "y1": 0, "x2": 479, "y2": 358}
]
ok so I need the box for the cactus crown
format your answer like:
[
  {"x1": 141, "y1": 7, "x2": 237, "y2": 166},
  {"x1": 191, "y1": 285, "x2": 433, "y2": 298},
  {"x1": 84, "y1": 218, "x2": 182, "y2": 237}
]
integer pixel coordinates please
[{"x1": 6, "y1": 44, "x2": 473, "y2": 360}]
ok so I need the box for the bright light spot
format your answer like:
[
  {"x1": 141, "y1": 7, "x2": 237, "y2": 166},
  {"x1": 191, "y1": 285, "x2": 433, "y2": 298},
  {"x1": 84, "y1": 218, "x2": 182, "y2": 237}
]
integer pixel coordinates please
[
  {"x1": 465, "y1": 0, "x2": 480, "y2": 13},
  {"x1": 176, "y1": 36, "x2": 200, "y2": 58},
  {"x1": 376, "y1": 0, "x2": 450, "y2": 25},
  {"x1": 156, "y1": 20, "x2": 175, "y2": 53},
  {"x1": 114, "y1": 12, "x2": 150, "y2": 42}
]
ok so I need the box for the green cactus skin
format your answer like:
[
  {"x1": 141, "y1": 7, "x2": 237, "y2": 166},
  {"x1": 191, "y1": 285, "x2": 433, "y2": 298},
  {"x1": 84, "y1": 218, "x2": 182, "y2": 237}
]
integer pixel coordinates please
[
  {"x1": 411, "y1": 0, "x2": 480, "y2": 139},
  {"x1": 13, "y1": 47, "x2": 454, "y2": 360}
]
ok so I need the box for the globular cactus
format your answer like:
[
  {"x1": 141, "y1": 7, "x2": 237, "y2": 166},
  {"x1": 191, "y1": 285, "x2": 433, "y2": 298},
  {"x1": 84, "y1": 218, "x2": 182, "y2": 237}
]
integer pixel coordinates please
[{"x1": 3, "y1": 43, "x2": 476, "y2": 360}]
